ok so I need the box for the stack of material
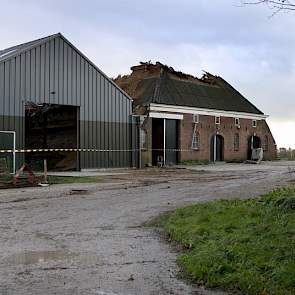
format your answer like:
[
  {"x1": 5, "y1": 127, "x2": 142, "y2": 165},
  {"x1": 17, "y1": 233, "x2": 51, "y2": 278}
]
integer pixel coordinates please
[{"x1": 245, "y1": 148, "x2": 264, "y2": 164}]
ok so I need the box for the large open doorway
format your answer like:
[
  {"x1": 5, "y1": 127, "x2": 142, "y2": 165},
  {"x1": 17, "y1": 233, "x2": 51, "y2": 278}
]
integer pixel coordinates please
[
  {"x1": 248, "y1": 135, "x2": 261, "y2": 160},
  {"x1": 165, "y1": 119, "x2": 178, "y2": 165},
  {"x1": 25, "y1": 103, "x2": 79, "y2": 171},
  {"x1": 211, "y1": 134, "x2": 224, "y2": 162},
  {"x1": 152, "y1": 118, "x2": 178, "y2": 166},
  {"x1": 152, "y1": 118, "x2": 164, "y2": 166}
]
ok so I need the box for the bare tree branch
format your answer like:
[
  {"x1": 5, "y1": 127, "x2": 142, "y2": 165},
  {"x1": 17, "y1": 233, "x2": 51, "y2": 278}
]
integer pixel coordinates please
[{"x1": 242, "y1": 0, "x2": 295, "y2": 12}]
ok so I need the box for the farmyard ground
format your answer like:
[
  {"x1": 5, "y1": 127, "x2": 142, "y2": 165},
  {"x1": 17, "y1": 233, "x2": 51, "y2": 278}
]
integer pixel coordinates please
[{"x1": 0, "y1": 161, "x2": 294, "y2": 295}]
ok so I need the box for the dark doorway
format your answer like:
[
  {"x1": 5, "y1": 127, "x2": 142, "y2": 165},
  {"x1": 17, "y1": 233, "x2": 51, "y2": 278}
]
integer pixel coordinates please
[
  {"x1": 165, "y1": 119, "x2": 178, "y2": 165},
  {"x1": 152, "y1": 118, "x2": 178, "y2": 166},
  {"x1": 247, "y1": 136, "x2": 261, "y2": 160},
  {"x1": 152, "y1": 118, "x2": 164, "y2": 166},
  {"x1": 25, "y1": 103, "x2": 79, "y2": 171},
  {"x1": 210, "y1": 134, "x2": 224, "y2": 162}
]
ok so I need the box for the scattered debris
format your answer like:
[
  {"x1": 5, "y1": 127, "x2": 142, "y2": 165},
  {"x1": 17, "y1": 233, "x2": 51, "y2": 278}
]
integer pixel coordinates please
[
  {"x1": 12, "y1": 164, "x2": 36, "y2": 186},
  {"x1": 38, "y1": 183, "x2": 50, "y2": 187}
]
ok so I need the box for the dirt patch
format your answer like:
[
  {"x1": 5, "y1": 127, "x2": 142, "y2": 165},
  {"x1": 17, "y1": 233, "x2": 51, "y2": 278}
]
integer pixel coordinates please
[{"x1": 0, "y1": 162, "x2": 294, "y2": 295}]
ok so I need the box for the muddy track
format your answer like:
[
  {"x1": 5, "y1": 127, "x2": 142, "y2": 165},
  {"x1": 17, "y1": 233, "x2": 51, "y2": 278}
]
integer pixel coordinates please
[{"x1": 0, "y1": 162, "x2": 294, "y2": 295}]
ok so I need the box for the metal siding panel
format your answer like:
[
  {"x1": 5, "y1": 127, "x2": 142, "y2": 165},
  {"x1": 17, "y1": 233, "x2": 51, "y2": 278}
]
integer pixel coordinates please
[
  {"x1": 117, "y1": 89, "x2": 121, "y2": 167},
  {"x1": 0, "y1": 35, "x2": 134, "y2": 169},
  {"x1": 63, "y1": 42, "x2": 68, "y2": 105},
  {"x1": 49, "y1": 39, "x2": 55, "y2": 104},
  {"x1": 72, "y1": 51, "x2": 77, "y2": 106},
  {"x1": 92, "y1": 68, "x2": 97, "y2": 167},
  {"x1": 115, "y1": 89, "x2": 119, "y2": 167},
  {"x1": 58, "y1": 39, "x2": 64, "y2": 105},
  {"x1": 9, "y1": 59, "x2": 15, "y2": 129},
  {"x1": 88, "y1": 66, "x2": 93, "y2": 122},
  {"x1": 84, "y1": 63, "x2": 89, "y2": 167},
  {"x1": 95, "y1": 71, "x2": 102, "y2": 167},
  {"x1": 0, "y1": 63, "x2": 4, "y2": 120},
  {"x1": 20, "y1": 53, "x2": 26, "y2": 102},
  {"x1": 15, "y1": 55, "x2": 22, "y2": 146},
  {"x1": 120, "y1": 93, "x2": 125, "y2": 167},
  {"x1": 25, "y1": 51, "x2": 31, "y2": 102},
  {"x1": 40, "y1": 44, "x2": 45, "y2": 103},
  {"x1": 54, "y1": 38, "x2": 59, "y2": 104},
  {"x1": 35, "y1": 46, "x2": 41, "y2": 100},
  {"x1": 14, "y1": 56, "x2": 22, "y2": 116},
  {"x1": 85, "y1": 63, "x2": 89, "y2": 120},
  {"x1": 80, "y1": 58, "x2": 85, "y2": 121},
  {"x1": 112, "y1": 82, "x2": 115, "y2": 167},
  {"x1": 104, "y1": 78, "x2": 108, "y2": 167},
  {"x1": 4, "y1": 62, "x2": 10, "y2": 120},
  {"x1": 111, "y1": 86, "x2": 115, "y2": 167},
  {"x1": 124, "y1": 97, "x2": 128, "y2": 166},
  {"x1": 30, "y1": 48, "x2": 36, "y2": 101},
  {"x1": 88, "y1": 66, "x2": 93, "y2": 167},
  {"x1": 67, "y1": 44, "x2": 72, "y2": 105},
  {"x1": 76, "y1": 54, "x2": 81, "y2": 107},
  {"x1": 100, "y1": 75, "x2": 105, "y2": 167},
  {"x1": 44, "y1": 42, "x2": 50, "y2": 103}
]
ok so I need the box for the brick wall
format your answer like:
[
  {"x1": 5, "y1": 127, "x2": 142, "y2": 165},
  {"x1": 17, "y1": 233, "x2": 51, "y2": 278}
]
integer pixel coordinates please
[
  {"x1": 139, "y1": 113, "x2": 277, "y2": 166},
  {"x1": 179, "y1": 114, "x2": 277, "y2": 162}
]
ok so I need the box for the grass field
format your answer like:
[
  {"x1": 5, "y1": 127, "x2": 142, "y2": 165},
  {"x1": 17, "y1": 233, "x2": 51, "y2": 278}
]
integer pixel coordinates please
[{"x1": 154, "y1": 186, "x2": 295, "y2": 295}]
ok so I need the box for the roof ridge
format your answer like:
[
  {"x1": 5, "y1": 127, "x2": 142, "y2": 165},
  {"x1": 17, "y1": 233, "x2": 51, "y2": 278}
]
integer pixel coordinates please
[
  {"x1": 0, "y1": 33, "x2": 133, "y2": 101},
  {"x1": 0, "y1": 33, "x2": 60, "y2": 52},
  {"x1": 0, "y1": 33, "x2": 61, "y2": 63}
]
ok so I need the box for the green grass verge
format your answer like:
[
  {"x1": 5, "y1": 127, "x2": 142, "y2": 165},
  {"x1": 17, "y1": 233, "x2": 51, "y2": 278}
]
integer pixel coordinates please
[
  {"x1": 156, "y1": 186, "x2": 295, "y2": 295},
  {"x1": 47, "y1": 175, "x2": 103, "y2": 184}
]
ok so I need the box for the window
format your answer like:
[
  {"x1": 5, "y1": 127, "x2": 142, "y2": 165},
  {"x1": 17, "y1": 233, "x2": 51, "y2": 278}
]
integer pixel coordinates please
[
  {"x1": 234, "y1": 133, "x2": 240, "y2": 151},
  {"x1": 215, "y1": 116, "x2": 221, "y2": 125},
  {"x1": 191, "y1": 127, "x2": 200, "y2": 150},
  {"x1": 235, "y1": 118, "x2": 240, "y2": 126},
  {"x1": 263, "y1": 135, "x2": 269, "y2": 151},
  {"x1": 252, "y1": 120, "x2": 257, "y2": 128},
  {"x1": 193, "y1": 114, "x2": 199, "y2": 123}
]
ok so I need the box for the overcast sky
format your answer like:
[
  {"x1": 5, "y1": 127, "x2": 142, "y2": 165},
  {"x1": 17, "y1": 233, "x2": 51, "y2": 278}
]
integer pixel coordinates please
[{"x1": 0, "y1": 0, "x2": 294, "y2": 148}]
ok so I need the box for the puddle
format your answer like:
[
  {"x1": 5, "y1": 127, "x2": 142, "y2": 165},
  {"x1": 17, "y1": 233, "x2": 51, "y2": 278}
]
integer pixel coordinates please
[{"x1": 3, "y1": 250, "x2": 77, "y2": 265}]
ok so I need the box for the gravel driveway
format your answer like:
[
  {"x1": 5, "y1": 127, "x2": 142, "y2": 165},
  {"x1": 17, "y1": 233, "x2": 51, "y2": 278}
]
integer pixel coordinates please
[{"x1": 0, "y1": 161, "x2": 294, "y2": 295}]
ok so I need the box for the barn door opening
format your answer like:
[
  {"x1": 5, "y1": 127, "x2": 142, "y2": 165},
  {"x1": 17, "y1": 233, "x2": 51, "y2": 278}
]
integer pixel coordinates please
[
  {"x1": 165, "y1": 119, "x2": 178, "y2": 165},
  {"x1": 152, "y1": 118, "x2": 178, "y2": 166},
  {"x1": 211, "y1": 134, "x2": 224, "y2": 162},
  {"x1": 152, "y1": 118, "x2": 164, "y2": 166},
  {"x1": 247, "y1": 135, "x2": 261, "y2": 160},
  {"x1": 25, "y1": 103, "x2": 79, "y2": 171}
]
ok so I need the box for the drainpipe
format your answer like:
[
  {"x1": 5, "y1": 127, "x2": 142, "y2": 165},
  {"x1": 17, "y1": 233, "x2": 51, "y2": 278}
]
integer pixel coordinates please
[{"x1": 213, "y1": 135, "x2": 217, "y2": 162}]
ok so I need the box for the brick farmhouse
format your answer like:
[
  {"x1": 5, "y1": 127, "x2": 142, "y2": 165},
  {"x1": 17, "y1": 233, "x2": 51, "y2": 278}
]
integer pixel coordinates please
[{"x1": 115, "y1": 62, "x2": 276, "y2": 166}]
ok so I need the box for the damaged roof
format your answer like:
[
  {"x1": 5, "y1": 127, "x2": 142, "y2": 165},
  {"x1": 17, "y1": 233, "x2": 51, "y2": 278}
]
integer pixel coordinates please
[{"x1": 115, "y1": 62, "x2": 264, "y2": 115}]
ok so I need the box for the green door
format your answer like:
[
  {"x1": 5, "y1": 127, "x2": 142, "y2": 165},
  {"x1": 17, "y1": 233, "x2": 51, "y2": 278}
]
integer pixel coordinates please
[{"x1": 165, "y1": 119, "x2": 178, "y2": 165}]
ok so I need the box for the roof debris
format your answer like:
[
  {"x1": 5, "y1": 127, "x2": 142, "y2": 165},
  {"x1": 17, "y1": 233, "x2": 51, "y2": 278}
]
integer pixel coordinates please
[{"x1": 114, "y1": 61, "x2": 263, "y2": 115}]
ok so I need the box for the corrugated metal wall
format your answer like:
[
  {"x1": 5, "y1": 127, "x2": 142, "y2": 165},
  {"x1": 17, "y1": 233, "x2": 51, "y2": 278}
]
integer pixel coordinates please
[{"x1": 0, "y1": 35, "x2": 138, "y2": 169}]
